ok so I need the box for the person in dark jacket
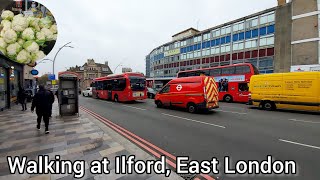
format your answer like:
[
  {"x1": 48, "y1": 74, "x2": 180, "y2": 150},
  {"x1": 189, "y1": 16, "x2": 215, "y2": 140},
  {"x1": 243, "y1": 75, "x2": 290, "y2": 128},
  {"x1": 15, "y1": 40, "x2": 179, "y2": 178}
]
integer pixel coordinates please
[
  {"x1": 47, "y1": 89, "x2": 55, "y2": 118},
  {"x1": 31, "y1": 85, "x2": 52, "y2": 134},
  {"x1": 18, "y1": 87, "x2": 27, "y2": 111}
]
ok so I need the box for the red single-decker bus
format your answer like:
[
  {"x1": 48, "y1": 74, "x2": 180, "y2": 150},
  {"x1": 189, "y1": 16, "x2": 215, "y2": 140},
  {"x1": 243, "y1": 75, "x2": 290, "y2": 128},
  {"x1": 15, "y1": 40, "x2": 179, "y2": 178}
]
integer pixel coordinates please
[
  {"x1": 177, "y1": 63, "x2": 259, "y2": 103},
  {"x1": 92, "y1": 73, "x2": 147, "y2": 102}
]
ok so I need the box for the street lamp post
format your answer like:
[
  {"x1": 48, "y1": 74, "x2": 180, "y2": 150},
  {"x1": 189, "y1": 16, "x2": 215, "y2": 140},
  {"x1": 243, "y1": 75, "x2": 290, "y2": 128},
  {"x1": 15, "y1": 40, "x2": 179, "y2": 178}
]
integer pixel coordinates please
[
  {"x1": 52, "y1": 42, "x2": 74, "y2": 78},
  {"x1": 113, "y1": 63, "x2": 123, "y2": 74}
]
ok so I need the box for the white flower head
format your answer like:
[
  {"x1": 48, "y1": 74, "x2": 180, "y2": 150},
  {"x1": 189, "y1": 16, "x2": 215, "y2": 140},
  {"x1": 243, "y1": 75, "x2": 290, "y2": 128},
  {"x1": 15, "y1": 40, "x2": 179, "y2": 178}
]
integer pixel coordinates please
[
  {"x1": 16, "y1": 49, "x2": 31, "y2": 64},
  {"x1": 1, "y1": 10, "x2": 14, "y2": 20},
  {"x1": 23, "y1": 41, "x2": 39, "y2": 53},
  {"x1": 12, "y1": 15, "x2": 28, "y2": 32},
  {"x1": 6, "y1": 42, "x2": 21, "y2": 59},
  {"x1": 3, "y1": 29, "x2": 17, "y2": 44},
  {"x1": 22, "y1": 28, "x2": 35, "y2": 40}
]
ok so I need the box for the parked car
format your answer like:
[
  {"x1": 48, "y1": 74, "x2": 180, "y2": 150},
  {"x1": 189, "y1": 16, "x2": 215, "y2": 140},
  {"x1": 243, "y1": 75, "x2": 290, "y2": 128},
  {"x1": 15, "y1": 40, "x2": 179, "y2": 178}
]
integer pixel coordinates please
[
  {"x1": 147, "y1": 87, "x2": 157, "y2": 99},
  {"x1": 82, "y1": 87, "x2": 93, "y2": 97},
  {"x1": 155, "y1": 76, "x2": 219, "y2": 113}
]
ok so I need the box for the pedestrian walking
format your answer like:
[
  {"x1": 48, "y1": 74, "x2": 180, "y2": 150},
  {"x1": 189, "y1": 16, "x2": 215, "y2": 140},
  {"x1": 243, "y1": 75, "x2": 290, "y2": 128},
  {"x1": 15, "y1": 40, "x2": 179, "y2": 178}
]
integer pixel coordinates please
[
  {"x1": 31, "y1": 85, "x2": 52, "y2": 134},
  {"x1": 17, "y1": 87, "x2": 27, "y2": 111}
]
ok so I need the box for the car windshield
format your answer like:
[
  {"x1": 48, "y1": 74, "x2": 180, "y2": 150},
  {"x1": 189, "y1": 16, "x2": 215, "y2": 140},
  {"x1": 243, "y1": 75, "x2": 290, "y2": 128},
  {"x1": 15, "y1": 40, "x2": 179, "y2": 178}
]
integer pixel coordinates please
[{"x1": 129, "y1": 77, "x2": 146, "y2": 91}]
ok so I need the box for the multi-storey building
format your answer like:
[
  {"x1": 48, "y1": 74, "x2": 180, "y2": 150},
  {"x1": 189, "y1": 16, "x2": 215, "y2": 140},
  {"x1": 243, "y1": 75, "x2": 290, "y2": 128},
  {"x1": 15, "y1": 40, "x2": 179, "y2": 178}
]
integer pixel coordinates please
[
  {"x1": 68, "y1": 59, "x2": 112, "y2": 90},
  {"x1": 145, "y1": 0, "x2": 320, "y2": 82}
]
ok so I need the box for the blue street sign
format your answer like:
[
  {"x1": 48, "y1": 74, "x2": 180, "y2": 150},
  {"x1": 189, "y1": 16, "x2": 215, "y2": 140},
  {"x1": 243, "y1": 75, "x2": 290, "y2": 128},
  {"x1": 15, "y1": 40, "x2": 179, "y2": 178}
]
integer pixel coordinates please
[
  {"x1": 30, "y1": 69, "x2": 39, "y2": 75},
  {"x1": 48, "y1": 74, "x2": 55, "y2": 80}
]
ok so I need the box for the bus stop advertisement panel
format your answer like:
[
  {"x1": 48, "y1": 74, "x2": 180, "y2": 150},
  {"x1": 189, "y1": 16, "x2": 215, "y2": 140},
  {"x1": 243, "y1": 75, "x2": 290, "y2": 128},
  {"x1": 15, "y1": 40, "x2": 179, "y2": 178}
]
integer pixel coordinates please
[{"x1": 58, "y1": 72, "x2": 79, "y2": 116}]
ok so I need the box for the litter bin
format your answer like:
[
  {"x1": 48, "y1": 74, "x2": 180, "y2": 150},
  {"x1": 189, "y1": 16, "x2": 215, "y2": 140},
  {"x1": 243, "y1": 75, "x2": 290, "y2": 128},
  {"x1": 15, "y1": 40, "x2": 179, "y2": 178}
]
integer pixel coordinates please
[{"x1": 58, "y1": 71, "x2": 79, "y2": 116}]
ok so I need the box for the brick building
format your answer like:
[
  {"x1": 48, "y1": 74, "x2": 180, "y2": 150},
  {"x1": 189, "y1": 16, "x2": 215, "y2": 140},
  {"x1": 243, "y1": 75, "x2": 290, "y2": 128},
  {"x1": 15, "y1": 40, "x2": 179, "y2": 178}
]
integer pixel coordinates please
[{"x1": 68, "y1": 59, "x2": 113, "y2": 90}]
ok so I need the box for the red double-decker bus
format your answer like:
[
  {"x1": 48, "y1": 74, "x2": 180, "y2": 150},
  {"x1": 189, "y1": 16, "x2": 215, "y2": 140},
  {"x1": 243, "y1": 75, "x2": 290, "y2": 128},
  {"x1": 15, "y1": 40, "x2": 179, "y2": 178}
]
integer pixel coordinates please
[
  {"x1": 177, "y1": 63, "x2": 259, "y2": 103},
  {"x1": 92, "y1": 73, "x2": 147, "y2": 102}
]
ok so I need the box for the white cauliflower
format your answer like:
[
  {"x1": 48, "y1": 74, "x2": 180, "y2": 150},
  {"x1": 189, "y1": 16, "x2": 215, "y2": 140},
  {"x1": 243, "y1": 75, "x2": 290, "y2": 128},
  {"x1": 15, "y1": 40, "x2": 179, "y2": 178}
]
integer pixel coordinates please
[
  {"x1": 35, "y1": 32, "x2": 46, "y2": 45},
  {"x1": 39, "y1": 17, "x2": 52, "y2": 29},
  {"x1": 17, "y1": 38, "x2": 25, "y2": 46},
  {"x1": 12, "y1": 15, "x2": 28, "y2": 32},
  {"x1": 41, "y1": 28, "x2": 54, "y2": 41},
  {"x1": 23, "y1": 40, "x2": 39, "y2": 53},
  {"x1": 1, "y1": 10, "x2": 14, "y2": 20},
  {"x1": 0, "y1": 29, "x2": 5, "y2": 37},
  {"x1": 21, "y1": 28, "x2": 35, "y2": 40},
  {"x1": 16, "y1": 49, "x2": 31, "y2": 64},
  {"x1": 31, "y1": 50, "x2": 46, "y2": 62},
  {"x1": 0, "y1": 37, "x2": 7, "y2": 49},
  {"x1": 50, "y1": 24, "x2": 57, "y2": 34},
  {"x1": 27, "y1": 16, "x2": 40, "y2": 31},
  {"x1": 3, "y1": 29, "x2": 17, "y2": 44},
  {"x1": 52, "y1": 34, "x2": 57, "y2": 40},
  {"x1": 1, "y1": 20, "x2": 12, "y2": 31},
  {"x1": 6, "y1": 42, "x2": 21, "y2": 60}
]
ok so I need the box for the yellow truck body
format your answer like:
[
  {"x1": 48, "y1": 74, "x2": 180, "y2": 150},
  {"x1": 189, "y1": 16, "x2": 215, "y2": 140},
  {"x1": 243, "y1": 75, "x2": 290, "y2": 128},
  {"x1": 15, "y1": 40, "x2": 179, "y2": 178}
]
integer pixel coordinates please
[{"x1": 249, "y1": 72, "x2": 320, "y2": 112}]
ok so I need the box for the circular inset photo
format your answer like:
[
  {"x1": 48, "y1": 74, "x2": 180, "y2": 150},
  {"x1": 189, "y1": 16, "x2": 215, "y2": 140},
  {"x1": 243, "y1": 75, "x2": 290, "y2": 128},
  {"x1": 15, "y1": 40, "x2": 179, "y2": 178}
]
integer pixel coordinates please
[{"x1": 0, "y1": 0, "x2": 57, "y2": 67}]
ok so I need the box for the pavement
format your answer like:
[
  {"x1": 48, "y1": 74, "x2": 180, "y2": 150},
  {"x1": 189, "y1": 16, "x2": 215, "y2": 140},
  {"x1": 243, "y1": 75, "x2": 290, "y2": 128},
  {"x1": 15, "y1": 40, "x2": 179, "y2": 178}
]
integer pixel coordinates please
[
  {"x1": 80, "y1": 96, "x2": 320, "y2": 180},
  {"x1": 0, "y1": 101, "x2": 183, "y2": 180}
]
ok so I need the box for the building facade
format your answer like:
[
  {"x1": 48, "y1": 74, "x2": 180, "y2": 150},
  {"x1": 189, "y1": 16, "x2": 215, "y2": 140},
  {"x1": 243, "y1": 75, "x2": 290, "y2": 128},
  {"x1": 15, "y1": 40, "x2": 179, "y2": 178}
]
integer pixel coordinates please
[
  {"x1": 0, "y1": 55, "x2": 24, "y2": 110},
  {"x1": 122, "y1": 67, "x2": 133, "y2": 73},
  {"x1": 68, "y1": 59, "x2": 113, "y2": 90},
  {"x1": 145, "y1": 0, "x2": 320, "y2": 79}
]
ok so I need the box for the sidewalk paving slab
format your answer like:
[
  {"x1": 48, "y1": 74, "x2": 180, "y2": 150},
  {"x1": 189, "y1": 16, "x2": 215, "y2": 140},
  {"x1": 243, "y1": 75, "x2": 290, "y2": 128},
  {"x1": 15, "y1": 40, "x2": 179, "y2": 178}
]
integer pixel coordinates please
[{"x1": 0, "y1": 102, "x2": 183, "y2": 180}]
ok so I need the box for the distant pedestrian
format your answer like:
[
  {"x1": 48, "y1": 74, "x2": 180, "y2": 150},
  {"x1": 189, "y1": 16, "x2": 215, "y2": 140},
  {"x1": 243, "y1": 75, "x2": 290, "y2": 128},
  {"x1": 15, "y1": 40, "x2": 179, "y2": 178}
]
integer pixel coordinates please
[
  {"x1": 18, "y1": 87, "x2": 27, "y2": 111},
  {"x1": 31, "y1": 85, "x2": 52, "y2": 134}
]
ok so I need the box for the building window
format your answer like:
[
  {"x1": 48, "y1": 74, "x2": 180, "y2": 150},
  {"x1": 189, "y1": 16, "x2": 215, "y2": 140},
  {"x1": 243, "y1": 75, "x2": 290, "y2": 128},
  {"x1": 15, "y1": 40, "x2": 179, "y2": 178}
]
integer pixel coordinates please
[
  {"x1": 226, "y1": 26, "x2": 231, "y2": 34},
  {"x1": 260, "y1": 27, "x2": 267, "y2": 36},
  {"x1": 211, "y1": 47, "x2": 215, "y2": 55},
  {"x1": 260, "y1": 15, "x2": 267, "y2": 24},
  {"x1": 225, "y1": 44, "x2": 231, "y2": 52},
  {"x1": 252, "y1": 18, "x2": 258, "y2": 27},
  {"x1": 267, "y1": 25, "x2": 275, "y2": 34},
  {"x1": 206, "y1": 48, "x2": 210, "y2": 56},
  {"x1": 215, "y1": 29, "x2": 220, "y2": 37},
  {"x1": 245, "y1": 39, "x2": 258, "y2": 49},
  {"x1": 221, "y1": 45, "x2": 226, "y2": 53},
  {"x1": 239, "y1": 32, "x2": 245, "y2": 40},
  {"x1": 266, "y1": 36, "x2": 274, "y2": 45}
]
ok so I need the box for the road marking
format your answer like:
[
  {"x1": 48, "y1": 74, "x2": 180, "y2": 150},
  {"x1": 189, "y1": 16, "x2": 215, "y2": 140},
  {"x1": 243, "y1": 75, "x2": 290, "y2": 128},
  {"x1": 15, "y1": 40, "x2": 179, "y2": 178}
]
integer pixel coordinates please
[
  {"x1": 161, "y1": 113, "x2": 226, "y2": 129},
  {"x1": 122, "y1": 105, "x2": 146, "y2": 111},
  {"x1": 279, "y1": 139, "x2": 320, "y2": 150},
  {"x1": 288, "y1": 119, "x2": 320, "y2": 124},
  {"x1": 214, "y1": 109, "x2": 247, "y2": 115}
]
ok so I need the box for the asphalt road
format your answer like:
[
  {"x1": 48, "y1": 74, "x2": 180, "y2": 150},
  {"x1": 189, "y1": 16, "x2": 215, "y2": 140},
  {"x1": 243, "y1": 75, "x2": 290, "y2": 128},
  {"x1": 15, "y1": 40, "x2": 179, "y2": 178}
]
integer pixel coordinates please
[{"x1": 80, "y1": 96, "x2": 320, "y2": 180}]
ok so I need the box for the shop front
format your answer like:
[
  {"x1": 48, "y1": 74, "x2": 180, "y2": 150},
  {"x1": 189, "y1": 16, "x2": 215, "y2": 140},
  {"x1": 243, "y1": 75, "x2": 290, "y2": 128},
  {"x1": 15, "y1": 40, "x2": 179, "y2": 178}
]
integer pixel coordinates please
[{"x1": 0, "y1": 55, "x2": 23, "y2": 111}]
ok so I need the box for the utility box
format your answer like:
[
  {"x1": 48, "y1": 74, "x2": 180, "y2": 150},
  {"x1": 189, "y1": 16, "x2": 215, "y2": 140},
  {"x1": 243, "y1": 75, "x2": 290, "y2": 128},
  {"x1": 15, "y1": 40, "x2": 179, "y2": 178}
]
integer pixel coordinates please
[{"x1": 58, "y1": 71, "x2": 79, "y2": 116}]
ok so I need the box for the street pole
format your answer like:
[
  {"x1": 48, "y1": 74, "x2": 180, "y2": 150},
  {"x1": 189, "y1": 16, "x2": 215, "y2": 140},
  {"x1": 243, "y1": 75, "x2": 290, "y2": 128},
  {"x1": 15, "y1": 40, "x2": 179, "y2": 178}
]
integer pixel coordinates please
[
  {"x1": 113, "y1": 63, "x2": 123, "y2": 74},
  {"x1": 52, "y1": 42, "x2": 73, "y2": 79}
]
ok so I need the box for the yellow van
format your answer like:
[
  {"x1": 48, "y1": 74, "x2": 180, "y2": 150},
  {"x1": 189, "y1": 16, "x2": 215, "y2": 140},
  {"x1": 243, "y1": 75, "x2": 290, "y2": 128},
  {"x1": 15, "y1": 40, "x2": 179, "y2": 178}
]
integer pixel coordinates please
[{"x1": 248, "y1": 72, "x2": 320, "y2": 112}]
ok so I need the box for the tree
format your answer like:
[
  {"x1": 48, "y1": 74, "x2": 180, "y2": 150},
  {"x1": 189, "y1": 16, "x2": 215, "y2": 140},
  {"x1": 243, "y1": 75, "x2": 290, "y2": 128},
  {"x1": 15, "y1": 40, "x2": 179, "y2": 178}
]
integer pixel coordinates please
[{"x1": 38, "y1": 74, "x2": 49, "y2": 86}]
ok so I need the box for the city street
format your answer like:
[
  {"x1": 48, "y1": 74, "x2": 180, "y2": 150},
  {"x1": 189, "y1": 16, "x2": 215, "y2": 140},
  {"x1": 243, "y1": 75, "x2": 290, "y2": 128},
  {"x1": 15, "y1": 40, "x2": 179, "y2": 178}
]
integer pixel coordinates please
[{"x1": 80, "y1": 96, "x2": 320, "y2": 180}]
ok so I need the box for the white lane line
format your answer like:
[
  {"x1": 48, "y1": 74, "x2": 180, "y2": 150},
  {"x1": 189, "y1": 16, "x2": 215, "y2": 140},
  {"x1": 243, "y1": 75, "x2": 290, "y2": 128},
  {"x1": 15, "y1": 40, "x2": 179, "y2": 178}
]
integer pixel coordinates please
[
  {"x1": 162, "y1": 113, "x2": 226, "y2": 129},
  {"x1": 215, "y1": 109, "x2": 247, "y2": 115},
  {"x1": 288, "y1": 119, "x2": 320, "y2": 124},
  {"x1": 279, "y1": 139, "x2": 320, "y2": 150},
  {"x1": 122, "y1": 105, "x2": 146, "y2": 111}
]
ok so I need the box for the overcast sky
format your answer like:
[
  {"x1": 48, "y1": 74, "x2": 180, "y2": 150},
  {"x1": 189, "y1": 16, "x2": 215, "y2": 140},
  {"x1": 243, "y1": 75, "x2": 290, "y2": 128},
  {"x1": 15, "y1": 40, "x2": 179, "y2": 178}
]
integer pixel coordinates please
[{"x1": 35, "y1": 0, "x2": 277, "y2": 76}]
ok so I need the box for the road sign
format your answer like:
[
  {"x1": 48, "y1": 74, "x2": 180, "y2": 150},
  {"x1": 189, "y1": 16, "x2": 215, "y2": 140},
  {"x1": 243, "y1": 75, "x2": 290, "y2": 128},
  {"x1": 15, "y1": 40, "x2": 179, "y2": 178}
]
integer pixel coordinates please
[
  {"x1": 48, "y1": 74, "x2": 55, "y2": 80},
  {"x1": 30, "y1": 69, "x2": 39, "y2": 75},
  {"x1": 52, "y1": 80, "x2": 56, "y2": 85}
]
